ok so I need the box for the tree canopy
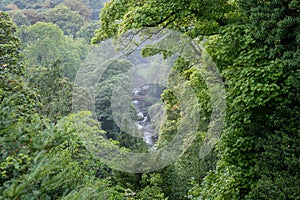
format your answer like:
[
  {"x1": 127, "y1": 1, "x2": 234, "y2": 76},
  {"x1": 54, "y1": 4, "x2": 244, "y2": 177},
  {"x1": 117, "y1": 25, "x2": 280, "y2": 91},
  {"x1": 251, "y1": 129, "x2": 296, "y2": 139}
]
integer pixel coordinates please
[
  {"x1": 1, "y1": 0, "x2": 299, "y2": 199},
  {"x1": 93, "y1": 0, "x2": 300, "y2": 199}
]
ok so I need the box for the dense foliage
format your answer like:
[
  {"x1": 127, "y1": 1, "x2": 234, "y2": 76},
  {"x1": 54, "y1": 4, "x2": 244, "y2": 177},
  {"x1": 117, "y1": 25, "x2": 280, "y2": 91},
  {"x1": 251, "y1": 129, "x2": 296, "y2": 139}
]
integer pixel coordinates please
[
  {"x1": 0, "y1": 11, "x2": 128, "y2": 199},
  {"x1": 93, "y1": 0, "x2": 300, "y2": 199},
  {"x1": 200, "y1": 1, "x2": 300, "y2": 199},
  {"x1": 1, "y1": 0, "x2": 299, "y2": 199}
]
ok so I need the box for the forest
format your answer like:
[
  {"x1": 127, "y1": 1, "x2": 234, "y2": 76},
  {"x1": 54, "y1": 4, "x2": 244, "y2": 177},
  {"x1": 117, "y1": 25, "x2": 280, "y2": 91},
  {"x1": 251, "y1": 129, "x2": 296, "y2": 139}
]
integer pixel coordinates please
[{"x1": 0, "y1": 0, "x2": 299, "y2": 199}]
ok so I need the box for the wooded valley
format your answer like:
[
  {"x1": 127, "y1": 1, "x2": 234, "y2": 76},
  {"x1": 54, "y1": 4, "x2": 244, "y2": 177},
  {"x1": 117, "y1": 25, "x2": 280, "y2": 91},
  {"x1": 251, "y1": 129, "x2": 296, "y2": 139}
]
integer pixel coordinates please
[{"x1": 0, "y1": 0, "x2": 299, "y2": 199}]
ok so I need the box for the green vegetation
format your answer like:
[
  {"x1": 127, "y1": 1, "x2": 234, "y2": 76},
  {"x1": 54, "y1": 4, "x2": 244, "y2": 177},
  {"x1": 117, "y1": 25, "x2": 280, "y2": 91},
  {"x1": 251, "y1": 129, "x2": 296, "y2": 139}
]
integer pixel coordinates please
[{"x1": 1, "y1": 0, "x2": 299, "y2": 199}]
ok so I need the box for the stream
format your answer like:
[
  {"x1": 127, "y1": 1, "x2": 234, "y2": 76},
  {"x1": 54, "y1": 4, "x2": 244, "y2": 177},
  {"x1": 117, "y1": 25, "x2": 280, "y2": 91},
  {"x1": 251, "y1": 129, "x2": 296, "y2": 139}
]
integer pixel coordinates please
[{"x1": 132, "y1": 84, "x2": 165, "y2": 146}]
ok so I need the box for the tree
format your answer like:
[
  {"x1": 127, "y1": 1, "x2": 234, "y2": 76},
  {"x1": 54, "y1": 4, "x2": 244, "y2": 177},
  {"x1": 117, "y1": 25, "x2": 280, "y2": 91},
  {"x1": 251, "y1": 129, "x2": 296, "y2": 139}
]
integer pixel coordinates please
[
  {"x1": 45, "y1": 4, "x2": 85, "y2": 36},
  {"x1": 94, "y1": 59, "x2": 146, "y2": 150},
  {"x1": 0, "y1": 11, "x2": 38, "y2": 119},
  {"x1": 17, "y1": 22, "x2": 65, "y2": 65},
  {"x1": 93, "y1": 0, "x2": 300, "y2": 199},
  {"x1": 76, "y1": 20, "x2": 100, "y2": 43},
  {"x1": 0, "y1": 11, "x2": 39, "y2": 192},
  {"x1": 1, "y1": 0, "x2": 63, "y2": 10},
  {"x1": 21, "y1": 9, "x2": 45, "y2": 24},
  {"x1": 28, "y1": 61, "x2": 73, "y2": 121},
  {"x1": 8, "y1": 10, "x2": 31, "y2": 26},
  {"x1": 199, "y1": 1, "x2": 300, "y2": 199},
  {"x1": 16, "y1": 22, "x2": 89, "y2": 80},
  {"x1": 0, "y1": 13, "x2": 127, "y2": 199},
  {"x1": 92, "y1": 1, "x2": 231, "y2": 199},
  {"x1": 62, "y1": 0, "x2": 92, "y2": 19},
  {"x1": 0, "y1": 11, "x2": 23, "y2": 75},
  {"x1": 79, "y1": 0, "x2": 105, "y2": 20},
  {"x1": 1, "y1": 111, "x2": 126, "y2": 199},
  {"x1": 92, "y1": 0, "x2": 237, "y2": 43}
]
